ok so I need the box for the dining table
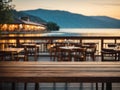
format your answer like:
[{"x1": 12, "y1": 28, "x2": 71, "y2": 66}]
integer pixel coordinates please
[
  {"x1": 0, "y1": 47, "x2": 24, "y2": 61},
  {"x1": 22, "y1": 43, "x2": 40, "y2": 49},
  {"x1": 59, "y1": 46, "x2": 81, "y2": 61},
  {"x1": 22, "y1": 43, "x2": 39, "y2": 47},
  {"x1": 21, "y1": 43, "x2": 39, "y2": 61},
  {"x1": 59, "y1": 46, "x2": 80, "y2": 50},
  {"x1": 107, "y1": 46, "x2": 120, "y2": 61}
]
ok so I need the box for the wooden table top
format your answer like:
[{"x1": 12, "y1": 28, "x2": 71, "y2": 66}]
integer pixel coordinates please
[
  {"x1": 60, "y1": 46, "x2": 80, "y2": 50},
  {"x1": 21, "y1": 44, "x2": 40, "y2": 50},
  {"x1": 0, "y1": 61, "x2": 120, "y2": 83},
  {"x1": 0, "y1": 48, "x2": 24, "y2": 53}
]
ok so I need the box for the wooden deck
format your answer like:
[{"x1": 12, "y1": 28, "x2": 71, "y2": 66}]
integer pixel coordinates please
[{"x1": 0, "y1": 61, "x2": 120, "y2": 90}]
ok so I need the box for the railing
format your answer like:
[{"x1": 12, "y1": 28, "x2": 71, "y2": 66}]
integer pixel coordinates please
[{"x1": 0, "y1": 36, "x2": 120, "y2": 55}]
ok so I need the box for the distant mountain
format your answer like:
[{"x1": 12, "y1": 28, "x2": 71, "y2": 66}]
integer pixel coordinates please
[
  {"x1": 12, "y1": 10, "x2": 46, "y2": 24},
  {"x1": 21, "y1": 9, "x2": 120, "y2": 28},
  {"x1": 91, "y1": 16, "x2": 120, "y2": 24}
]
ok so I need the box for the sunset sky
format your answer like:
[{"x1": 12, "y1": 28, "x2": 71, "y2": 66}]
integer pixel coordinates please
[{"x1": 13, "y1": 0, "x2": 120, "y2": 19}]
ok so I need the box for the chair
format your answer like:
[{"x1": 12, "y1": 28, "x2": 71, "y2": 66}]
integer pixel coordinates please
[
  {"x1": 8, "y1": 44, "x2": 16, "y2": 48},
  {"x1": 25, "y1": 45, "x2": 38, "y2": 61},
  {"x1": 72, "y1": 48, "x2": 86, "y2": 61},
  {"x1": 0, "y1": 51, "x2": 14, "y2": 61},
  {"x1": 0, "y1": 43, "x2": 14, "y2": 61},
  {"x1": 50, "y1": 45, "x2": 65, "y2": 61},
  {"x1": 83, "y1": 43, "x2": 97, "y2": 61},
  {"x1": 101, "y1": 48, "x2": 117, "y2": 61},
  {"x1": 0, "y1": 51, "x2": 4, "y2": 61},
  {"x1": 49, "y1": 45, "x2": 58, "y2": 61},
  {"x1": 74, "y1": 43, "x2": 82, "y2": 47},
  {"x1": 108, "y1": 43, "x2": 117, "y2": 48},
  {"x1": 0, "y1": 53, "x2": 3, "y2": 60},
  {"x1": 118, "y1": 51, "x2": 120, "y2": 61},
  {"x1": 14, "y1": 47, "x2": 28, "y2": 61},
  {"x1": 54, "y1": 45, "x2": 73, "y2": 61},
  {"x1": 58, "y1": 48, "x2": 72, "y2": 61}
]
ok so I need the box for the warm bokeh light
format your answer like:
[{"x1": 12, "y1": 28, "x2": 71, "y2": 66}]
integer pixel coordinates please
[{"x1": 1, "y1": 24, "x2": 46, "y2": 32}]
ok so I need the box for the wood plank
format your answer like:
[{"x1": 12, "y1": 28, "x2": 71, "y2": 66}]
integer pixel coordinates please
[
  {"x1": 0, "y1": 61, "x2": 120, "y2": 83},
  {"x1": 0, "y1": 61, "x2": 120, "y2": 66}
]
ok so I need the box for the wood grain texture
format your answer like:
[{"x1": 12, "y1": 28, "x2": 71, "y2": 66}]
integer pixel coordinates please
[{"x1": 0, "y1": 61, "x2": 120, "y2": 83}]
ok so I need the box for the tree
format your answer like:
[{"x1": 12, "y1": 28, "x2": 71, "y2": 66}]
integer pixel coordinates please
[
  {"x1": 0, "y1": 0, "x2": 14, "y2": 31},
  {"x1": 46, "y1": 22, "x2": 60, "y2": 31}
]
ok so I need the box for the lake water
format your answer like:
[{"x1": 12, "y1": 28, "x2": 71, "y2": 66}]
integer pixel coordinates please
[
  {"x1": 57, "y1": 28, "x2": 120, "y2": 36},
  {"x1": 1, "y1": 28, "x2": 120, "y2": 36}
]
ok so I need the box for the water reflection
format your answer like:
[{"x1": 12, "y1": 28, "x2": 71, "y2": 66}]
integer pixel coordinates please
[{"x1": 1, "y1": 28, "x2": 120, "y2": 37}]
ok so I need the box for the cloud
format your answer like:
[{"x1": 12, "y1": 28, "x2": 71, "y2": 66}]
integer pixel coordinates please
[
  {"x1": 99, "y1": 3, "x2": 120, "y2": 6},
  {"x1": 92, "y1": 0, "x2": 120, "y2": 6}
]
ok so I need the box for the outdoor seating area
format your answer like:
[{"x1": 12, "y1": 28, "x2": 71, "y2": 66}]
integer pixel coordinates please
[
  {"x1": 1, "y1": 36, "x2": 120, "y2": 62},
  {"x1": 0, "y1": 42, "x2": 39, "y2": 61},
  {"x1": 0, "y1": 41, "x2": 97, "y2": 62},
  {"x1": 49, "y1": 43, "x2": 92, "y2": 62},
  {"x1": 0, "y1": 36, "x2": 120, "y2": 90}
]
